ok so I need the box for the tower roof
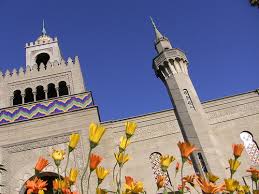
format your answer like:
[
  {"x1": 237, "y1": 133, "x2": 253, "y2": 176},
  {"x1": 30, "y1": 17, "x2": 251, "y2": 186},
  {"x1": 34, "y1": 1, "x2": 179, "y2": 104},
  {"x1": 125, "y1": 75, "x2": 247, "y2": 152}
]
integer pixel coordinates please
[
  {"x1": 150, "y1": 17, "x2": 169, "y2": 43},
  {"x1": 36, "y1": 19, "x2": 52, "y2": 42}
]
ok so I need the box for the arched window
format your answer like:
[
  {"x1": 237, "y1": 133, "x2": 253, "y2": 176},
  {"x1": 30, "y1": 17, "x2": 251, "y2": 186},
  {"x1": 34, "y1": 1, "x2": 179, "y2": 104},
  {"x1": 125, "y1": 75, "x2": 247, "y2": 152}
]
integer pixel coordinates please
[
  {"x1": 24, "y1": 88, "x2": 34, "y2": 103},
  {"x1": 36, "y1": 85, "x2": 46, "y2": 101},
  {"x1": 13, "y1": 90, "x2": 22, "y2": 105},
  {"x1": 47, "y1": 83, "x2": 57, "y2": 99},
  {"x1": 36, "y1": 53, "x2": 50, "y2": 70},
  {"x1": 149, "y1": 152, "x2": 172, "y2": 187},
  {"x1": 240, "y1": 131, "x2": 259, "y2": 165},
  {"x1": 20, "y1": 172, "x2": 59, "y2": 194},
  {"x1": 58, "y1": 81, "x2": 69, "y2": 96}
]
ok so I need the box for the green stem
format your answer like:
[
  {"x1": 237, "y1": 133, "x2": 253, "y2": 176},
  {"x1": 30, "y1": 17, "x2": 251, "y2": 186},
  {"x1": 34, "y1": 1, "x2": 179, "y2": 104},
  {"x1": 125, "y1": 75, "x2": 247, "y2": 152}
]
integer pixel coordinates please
[
  {"x1": 181, "y1": 158, "x2": 185, "y2": 193},
  {"x1": 119, "y1": 166, "x2": 122, "y2": 192},
  {"x1": 112, "y1": 162, "x2": 118, "y2": 181},
  {"x1": 80, "y1": 148, "x2": 92, "y2": 194},
  {"x1": 64, "y1": 151, "x2": 71, "y2": 177},
  {"x1": 57, "y1": 166, "x2": 61, "y2": 194},
  {"x1": 86, "y1": 171, "x2": 92, "y2": 194}
]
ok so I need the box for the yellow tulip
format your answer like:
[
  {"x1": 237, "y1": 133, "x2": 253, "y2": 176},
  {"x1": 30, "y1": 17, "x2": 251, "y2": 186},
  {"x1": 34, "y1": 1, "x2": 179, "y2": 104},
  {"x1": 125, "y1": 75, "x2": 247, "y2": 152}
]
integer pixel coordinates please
[
  {"x1": 160, "y1": 155, "x2": 175, "y2": 171},
  {"x1": 96, "y1": 188, "x2": 107, "y2": 194},
  {"x1": 124, "y1": 176, "x2": 144, "y2": 193},
  {"x1": 38, "y1": 190, "x2": 44, "y2": 194},
  {"x1": 229, "y1": 159, "x2": 241, "y2": 174},
  {"x1": 114, "y1": 152, "x2": 130, "y2": 167},
  {"x1": 225, "y1": 178, "x2": 239, "y2": 192},
  {"x1": 69, "y1": 133, "x2": 80, "y2": 151},
  {"x1": 69, "y1": 168, "x2": 78, "y2": 184},
  {"x1": 125, "y1": 121, "x2": 137, "y2": 138},
  {"x1": 119, "y1": 136, "x2": 130, "y2": 152},
  {"x1": 243, "y1": 185, "x2": 250, "y2": 193},
  {"x1": 206, "y1": 172, "x2": 219, "y2": 183},
  {"x1": 51, "y1": 149, "x2": 65, "y2": 166},
  {"x1": 237, "y1": 185, "x2": 249, "y2": 194},
  {"x1": 96, "y1": 166, "x2": 109, "y2": 184},
  {"x1": 89, "y1": 122, "x2": 106, "y2": 148}
]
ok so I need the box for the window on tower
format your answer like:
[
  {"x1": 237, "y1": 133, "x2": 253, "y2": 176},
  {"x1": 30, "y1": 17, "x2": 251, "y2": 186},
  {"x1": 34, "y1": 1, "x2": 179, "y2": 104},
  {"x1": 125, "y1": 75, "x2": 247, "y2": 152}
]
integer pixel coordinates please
[
  {"x1": 36, "y1": 53, "x2": 50, "y2": 70},
  {"x1": 24, "y1": 88, "x2": 34, "y2": 103},
  {"x1": 36, "y1": 85, "x2": 46, "y2": 101},
  {"x1": 47, "y1": 83, "x2": 57, "y2": 99},
  {"x1": 13, "y1": 90, "x2": 22, "y2": 105},
  {"x1": 58, "y1": 81, "x2": 69, "y2": 96}
]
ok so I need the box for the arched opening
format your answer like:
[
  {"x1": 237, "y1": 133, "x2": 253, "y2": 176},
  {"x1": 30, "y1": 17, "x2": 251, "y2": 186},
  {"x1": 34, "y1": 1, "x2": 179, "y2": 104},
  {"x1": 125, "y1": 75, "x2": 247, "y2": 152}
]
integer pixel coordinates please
[
  {"x1": 47, "y1": 83, "x2": 57, "y2": 99},
  {"x1": 36, "y1": 86, "x2": 46, "y2": 101},
  {"x1": 19, "y1": 172, "x2": 59, "y2": 194},
  {"x1": 36, "y1": 53, "x2": 50, "y2": 70},
  {"x1": 13, "y1": 90, "x2": 22, "y2": 105},
  {"x1": 24, "y1": 88, "x2": 34, "y2": 103},
  {"x1": 58, "y1": 81, "x2": 69, "y2": 96}
]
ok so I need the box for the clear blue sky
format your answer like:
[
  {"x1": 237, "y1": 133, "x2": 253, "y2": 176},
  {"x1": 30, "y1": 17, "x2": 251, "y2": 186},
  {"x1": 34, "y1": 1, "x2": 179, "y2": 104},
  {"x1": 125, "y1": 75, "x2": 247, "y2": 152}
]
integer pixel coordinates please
[{"x1": 0, "y1": 1, "x2": 258, "y2": 121}]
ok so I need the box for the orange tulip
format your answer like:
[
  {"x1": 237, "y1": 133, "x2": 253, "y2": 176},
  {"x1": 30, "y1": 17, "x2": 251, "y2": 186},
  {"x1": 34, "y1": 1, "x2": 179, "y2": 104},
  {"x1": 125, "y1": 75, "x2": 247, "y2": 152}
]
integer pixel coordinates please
[
  {"x1": 25, "y1": 177, "x2": 47, "y2": 194},
  {"x1": 183, "y1": 174, "x2": 197, "y2": 187},
  {"x1": 175, "y1": 162, "x2": 180, "y2": 172},
  {"x1": 35, "y1": 157, "x2": 48, "y2": 174},
  {"x1": 156, "y1": 175, "x2": 165, "y2": 189},
  {"x1": 124, "y1": 176, "x2": 144, "y2": 193},
  {"x1": 90, "y1": 153, "x2": 102, "y2": 171},
  {"x1": 196, "y1": 176, "x2": 225, "y2": 194},
  {"x1": 232, "y1": 144, "x2": 244, "y2": 158},
  {"x1": 247, "y1": 167, "x2": 259, "y2": 182},
  {"x1": 177, "y1": 141, "x2": 198, "y2": 160}
]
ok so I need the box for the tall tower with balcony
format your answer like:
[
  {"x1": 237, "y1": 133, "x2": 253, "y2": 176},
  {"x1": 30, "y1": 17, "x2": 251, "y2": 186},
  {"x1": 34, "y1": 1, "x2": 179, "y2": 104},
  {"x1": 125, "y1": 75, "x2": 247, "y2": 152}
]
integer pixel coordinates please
[{"x1": 151, "y1": 18, "x2": 221, "y2": 177}]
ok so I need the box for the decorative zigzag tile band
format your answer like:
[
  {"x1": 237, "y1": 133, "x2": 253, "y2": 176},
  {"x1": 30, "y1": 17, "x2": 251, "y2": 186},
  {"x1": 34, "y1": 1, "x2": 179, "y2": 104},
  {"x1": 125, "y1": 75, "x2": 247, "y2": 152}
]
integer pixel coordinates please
[{"x1": 0, "y1": 92, "x2": 93, "y2": 125}]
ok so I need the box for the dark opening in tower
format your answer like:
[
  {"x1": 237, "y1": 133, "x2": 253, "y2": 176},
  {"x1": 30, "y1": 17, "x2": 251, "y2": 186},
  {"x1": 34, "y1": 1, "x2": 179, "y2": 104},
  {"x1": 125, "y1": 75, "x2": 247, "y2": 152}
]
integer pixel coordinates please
[
  {"x1": 47, "y1": 83, "x2": 57, "y2": 98},
  {"x1": 36, "y1": 53, "x2": 50, "y2": 70},
  {"x1": 36, "y1": 85, "x2": 46, "y2": 101},
  {"x1": 24, "y1": 88, "x2": 34, "y2": 103},
  {"x1": 13, "y1": 90, "x2": 22, "y2": 105},
  {"x1": 58, "y1": 81, "x2": 69, "y2": 96}
]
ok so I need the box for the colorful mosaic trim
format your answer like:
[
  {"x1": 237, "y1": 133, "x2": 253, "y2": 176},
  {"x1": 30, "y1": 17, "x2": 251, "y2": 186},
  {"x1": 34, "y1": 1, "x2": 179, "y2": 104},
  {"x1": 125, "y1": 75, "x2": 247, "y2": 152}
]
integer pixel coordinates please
[{"x1": 0, "y1": 92, "x2": 93, "y2": 125}]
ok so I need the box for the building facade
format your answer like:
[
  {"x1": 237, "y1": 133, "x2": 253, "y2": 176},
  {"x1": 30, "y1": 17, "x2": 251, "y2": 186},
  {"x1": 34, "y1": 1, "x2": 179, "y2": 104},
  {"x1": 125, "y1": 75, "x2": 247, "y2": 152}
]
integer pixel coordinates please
[{"x1": 0, "y1": 23, "x2": 258, "y2": 194}]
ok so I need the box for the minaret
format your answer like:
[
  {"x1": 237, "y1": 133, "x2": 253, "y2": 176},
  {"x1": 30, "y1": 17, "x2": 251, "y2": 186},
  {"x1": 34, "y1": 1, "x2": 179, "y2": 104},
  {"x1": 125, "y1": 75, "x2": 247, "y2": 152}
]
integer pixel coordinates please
[{"x1": 151, "y1": 18, "x2": 216, "y2": 177}]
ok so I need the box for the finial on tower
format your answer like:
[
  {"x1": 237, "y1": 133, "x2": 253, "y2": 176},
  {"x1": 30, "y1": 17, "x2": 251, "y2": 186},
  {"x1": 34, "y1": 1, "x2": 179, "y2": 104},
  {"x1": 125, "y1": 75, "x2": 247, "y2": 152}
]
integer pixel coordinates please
[
  {"x1": 42, "y1": 19, "x2": 47, "y2": 36},
  {"x1": 150, "y1": 17, "x2": 164, "y2": 42}
]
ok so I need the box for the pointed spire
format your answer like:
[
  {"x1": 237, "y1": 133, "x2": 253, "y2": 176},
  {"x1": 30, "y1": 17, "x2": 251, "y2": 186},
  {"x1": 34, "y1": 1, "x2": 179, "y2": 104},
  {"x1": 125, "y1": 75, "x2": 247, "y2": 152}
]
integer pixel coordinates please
[
  {"x1": 42, "y1": 19, "x2": 47, "y2": 35},
  {"x1": 150, "y1": 17, "x2": 164, "y2": 42}
]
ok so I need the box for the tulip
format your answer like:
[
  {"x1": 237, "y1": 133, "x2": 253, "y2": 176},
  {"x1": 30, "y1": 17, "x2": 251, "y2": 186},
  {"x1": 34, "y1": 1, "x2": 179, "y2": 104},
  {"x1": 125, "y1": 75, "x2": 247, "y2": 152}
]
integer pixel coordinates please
[
  {"x1": 52, "y1": 179, "x2": 60, "y2": 191},
  {"x1": 225, "y1": 178, "x2": 239, "y2": 192},
  {"x1": 96, "y1": 188, "x2": 107, "y2": 194},
  {"x1": 69, "y1": 168, "x2": 78, "y2": 184},
  {"x1": 177, "y1": 141, "x2": 198, "y2": 161},
  {"x1": 237, "y1": 185, "x2": 249, "y2": 194},
  {"x1": 247, "y1": 167, "x2": 259, "y2": 182},
  {"x1": 114, "y1": 152, "x2": 130, "y2": 167},
  {"x1": 206, "y1": 172, "x2": 219, "y2": 183},
  {"x1": 124, "y1": 176, "x2": 144, "y2": 193},
  {"x1": 156, "y1": 175, "x2": 165, "y2": 189},
  {"x1": 35, "y1": 157, "x2": 48, "y2": 174},
  {"x1": 229, "y1": 159, "x2": 241, "y2": 175},
  {"x1": 182, "y1": 174, "x2": 197, "y2": 187},
  {"x1": 25, "y1": 177, "x2": 48, "y2": 194},
  {"x1": 51, "y1": 149, "x2": 65, "y2": 166},
  {"x1": 69, "y1": 133, "x2": 80, "y2": 152},
  {"x1": 96, "y1": 166, "x2": 109, "y2": 185},
  {"x1": 160, "y1": 155, "x2": 175, "y2": 171},
  {"x1": 38, "y1": 190, "x2": 44, "y2": 194},
  {"x1": 196, "y1": 176, "x2": 225, "y2": 193},
  {"x1": 89, "y1": 122, "x2": 106, "y2": 148},
  {"x1": 232, "y1": 144, "x2": 244, "y2": 159},
  {"x1": 119, "y1": 136, "x2": 130, "y2": 152},
  {"x1": 90, "y1": 153, "x2": 102, "y2": 172},
  {"x1": 125, "y1": 121, "x2": 137, "y2": 138}
]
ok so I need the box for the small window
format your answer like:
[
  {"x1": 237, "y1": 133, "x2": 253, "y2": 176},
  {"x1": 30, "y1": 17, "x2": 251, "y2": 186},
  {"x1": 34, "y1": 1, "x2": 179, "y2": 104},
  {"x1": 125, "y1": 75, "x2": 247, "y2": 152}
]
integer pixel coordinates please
[
  {"x1": 24, "y1": 88, "x2": 34, "y2": 103},
  {"x1": 36, "y1": 85, "x2": 46, "y2": 101},
  {"x1": 58, "y1": 81, "x2": 69, "y2": 96},
  {"x1": 36, "y1": 53, "x2": 50, "y2": 70},
  {"x1": 13, "y1": 90, "x2": 22, "y2": 105},
  {"x1": 47, "y1": 83, "x2": 57, "y2": 99}
]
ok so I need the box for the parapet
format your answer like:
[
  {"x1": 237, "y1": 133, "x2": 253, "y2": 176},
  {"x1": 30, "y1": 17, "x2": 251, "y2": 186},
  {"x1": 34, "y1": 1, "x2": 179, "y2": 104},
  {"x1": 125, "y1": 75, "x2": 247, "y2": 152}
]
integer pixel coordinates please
[
  {"x1": 0, "y1": 56, "x2": 80, "y2": 82},
  {"x1": 25, "y1": 36, "x2": 58, "y2": 48}
]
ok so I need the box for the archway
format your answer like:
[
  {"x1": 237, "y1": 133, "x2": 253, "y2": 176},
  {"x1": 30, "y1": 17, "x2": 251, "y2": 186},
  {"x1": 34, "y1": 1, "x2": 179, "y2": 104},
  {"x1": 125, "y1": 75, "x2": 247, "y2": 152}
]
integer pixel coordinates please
[
  {"x1": 19, "y1": 172, "x2": 59, "y2": 194},
  {"x1": 36, "y1": 53, "x2": 50, "y2": 70},
  {"x1": 47, "y1": 83, "x2": 57, "y2": 99},
  {"x1": 58, "y1": 81, "x2": 69, "y2": 96},
  {"x1": 13, "y1": 90, "x2": 22, "y2": 105},
  {"x1": 36, "y1": 85, "x2": 46, "y2": 101},
  {"x1": 24, "y1": 88, "x2": 34, "y2": 103}
]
